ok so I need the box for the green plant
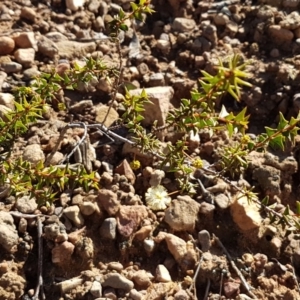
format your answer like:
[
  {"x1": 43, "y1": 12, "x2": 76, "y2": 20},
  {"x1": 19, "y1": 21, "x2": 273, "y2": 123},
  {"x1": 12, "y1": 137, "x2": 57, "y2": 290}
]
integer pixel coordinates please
[
  {"x1": 0, "y1": 86, "x2": 46, "y2": 148},
  {"x1": 121, "y1": 53, "x2": 300, "y2": 231},
  {"x1": 0, "y1": 0, "x2": 154, "y2": 206},
  {"x1": 2, "y1": 159, "x2": 99, "y2": 206}
]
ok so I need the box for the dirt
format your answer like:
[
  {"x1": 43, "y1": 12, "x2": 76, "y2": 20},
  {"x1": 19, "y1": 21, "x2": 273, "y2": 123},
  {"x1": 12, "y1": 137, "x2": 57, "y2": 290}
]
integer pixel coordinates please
[{"x1": 0, "y1": 0, "x2": 300, "y2": 300}]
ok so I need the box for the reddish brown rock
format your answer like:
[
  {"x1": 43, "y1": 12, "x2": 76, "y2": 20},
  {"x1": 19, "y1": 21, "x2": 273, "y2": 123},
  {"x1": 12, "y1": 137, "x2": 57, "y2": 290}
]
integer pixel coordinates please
[
  {"x1": 14, "y1": 48, "x2": 35, "y2": 66},
  {"x1": 12, "y1": 32, "x2": 37, "y2": 50},
  {"x1": 116, "y1": 205, "x2": 148, "y2": 237},
  {"x1": 97, "y1": 189, "x2": 120, "y2": 216},
  {"x1": 114, "y1": 159, "x2": 136, "y2": 184},
  {"x1": 0, "y1": 37, "x2": 15, "y2": 55},
  {"x1": 223, "y1": 280, "x2": 241, "y2": 298}
]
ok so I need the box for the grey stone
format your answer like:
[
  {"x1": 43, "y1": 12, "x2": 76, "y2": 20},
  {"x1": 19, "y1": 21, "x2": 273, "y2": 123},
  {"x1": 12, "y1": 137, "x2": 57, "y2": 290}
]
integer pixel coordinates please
[
  {"x1": 0, "y1": 14, "x2": 12, "y2": 21},
  {"x1": 129, "y1": 289, "x2": 144, "y2": 300},
  {"x1": 66, "y1": 0, "x2": 86, "y2": 11},
  {"x1": 200, "y1": 202, "x2": 215, "y2": 218},
  {"x1": 18, "y1": 218, "x2": 27, "y2": 234},
  {"x1": 198, "y1": 230, "x2": 211, "y2": 252},
  {"x1": 129, "y1": 86, "x2": 173, "y2": 127},
  {"x1": 0, "y1": 92, "x2": 14, "y2": 110},
  {"x1": 0, "y1": 211, "x2": 19, "y2": 252},
  {"x1": 56, "y1": 40, "x2": 96, "y2": 59},
  {"x1": 95, "y1": 105, "x2": 119, "y2": 128},
  {"x1": 37, "y1": 36, "x2": 58, "y2": 59},
  {"x1": 70, "y1": 100, "x2": 93, "y2": 113},
  {"x1": 143, "y1": 239, "x2": 155, "y2": 253},
  {"x1": 132, "y1": 270, "x2": 153, "y2": 288},
  {"x1": 107, "y1": 261, "x2": 124, "y2": 271},
  {"x1": 103, "y1": 273, "x2": 134, "y2": 291},
  {"x1": 172, "y1": 18, "x2": 196, "y2": 32},
  {"x1": 45, "y1": 32, "x2": 68, "y2": 43},
  {"x1": 270, "y1": 48, "x2": 280, "y2": 58},
  {"x1": 23, "y1": 67, "x2": 40, "y2": 81},
  {"x1": 201, "y1": 23, "x2": 218, "y2": 44},
  {"x1": 88, "y1": 0, "x2": 101, "y2": 12},
  {"x1": 96, "y1": 78, "x2": 112, "y2": 93},
  {"x1": 149, "y1": 170, "x2": 165, "y2": 186},
  {"x1": 46, "y1": 151, "x2": 64, "y2": 165},
  {"x1": 252, "y1": 165, "x2": 281, "y2": 197},
  {"x1": 156, "y1": 265, "x2": 171, "y2": 282},
  {"x1": 79, "y1": 201, "x2": 96, "y2": 216},
  {"x1": 174, "y1": 290, "x2": 190, "y2": 300},
  {"x1": 14, "y1": 48, "x2": 35, "y2": 66},
  {"x1": 15, "y1": 196, "x2": 38, "y2": 214},
  {"x1": 0, "y1": 104, "x2": 11, "y2": 120},
  {"x1": 214, "y1": 13, "x2": 229, "y2": 26},
  {"x1": 93, "y1": 16, "x2": 105, "y2": 31},
  {"x1": 90, "y1": 281, "x2": 102, "y2": 297},
  {"x1": 214, "y1": 193, "x2": 230, "y2": 209},
  {"x1": 280, "y1": 11, "x2": 300, "y2": 30},
  {"x1": 64, "y1": 205, "x2": 85, "y2": 227},
  {"x1": 156, "y1": 39, "x2": 171, "y2": 53},
  {"x1": 99, "y1": 218, "x2": 117, "y2": 239},
  {"x1": 44, "y1": 223, "x2": 68, "y2": 242},
  {"x1": 0, "y1": 71, "x2": 7, "y2": 90},
  {"x1": 226, "y1": 21, "x2": 238, "y2": 36},
  {"x1": 164, "y1": 195, "x2": 200, "y2": 231},
  {"x1": 1, "y1": 62, "x2": 22, "y2": 73},
  {"x1": 192, "y1": 36, "x2": 211, "y2": 54},
  {"x1": 22, "y1": 144, "x2": 45, "y2": 167},
  {"x1": 147, "y1": 73, "x2": 165, "y2": 87}
]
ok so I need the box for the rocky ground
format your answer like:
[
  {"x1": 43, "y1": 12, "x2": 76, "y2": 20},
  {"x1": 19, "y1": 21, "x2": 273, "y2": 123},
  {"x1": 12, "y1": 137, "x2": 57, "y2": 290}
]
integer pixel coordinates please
[{"x1": 1, "y1": 0, "x2": 300, "y2": 299}]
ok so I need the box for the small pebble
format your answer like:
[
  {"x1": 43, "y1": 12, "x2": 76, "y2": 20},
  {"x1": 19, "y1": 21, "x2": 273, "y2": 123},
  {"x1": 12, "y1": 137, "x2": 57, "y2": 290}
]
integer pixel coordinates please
[
  {"x1": 102, "y1": 273, "x2": 134, "y2": 292},
  {"x1": 1, "y1": 62, "x2": 22, "y2": 73},
  {"x1": 79, "y1": 201, "x2": 96, "y2": 216},
  {"x1": 198, "y1": 230, "x2": 211, "y2": 252},
  {"x1": 132, "y1": 270, "x2": 152, "y2": 288},
  {"x1": 0, "y1": 37, "x2": 15, "y2": 55},
  {"x1": 20, "y1": 7, "x2": 36, "y2": 22},
  {"x1": 99, "y1": 218, "x2": 117, "y2": 239},
  {"x1": 63, "y1": 205, "x2": 85, "y2": 227},
  {"x1": 107, "y1": 262, "x2": 124, "y2": 272},
  {"x1": 156, "y1": 264, "x2": 171, "y2": 282},
  {"x1": 270, "y1": 48, "x2": 280, "y2": 58},
  {"x1": 15, "y1": 196, "x2": 38, "y2": 214},
  {"x1": 129, "y1": 289, "x2": 144, "y2": 300},
  {"x1": 90, "y1": 280, "x2": 102, "y2": 297}
]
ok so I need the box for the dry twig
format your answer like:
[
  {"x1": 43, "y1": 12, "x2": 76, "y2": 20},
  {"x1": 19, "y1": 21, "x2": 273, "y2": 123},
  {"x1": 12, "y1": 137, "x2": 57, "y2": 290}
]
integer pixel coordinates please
[
  {"x1": 213, "y1": 234, "x2": 257, "y2": 299},
  {"x1": 9, "y1": 212, "x2": 45, "y2": 299}
]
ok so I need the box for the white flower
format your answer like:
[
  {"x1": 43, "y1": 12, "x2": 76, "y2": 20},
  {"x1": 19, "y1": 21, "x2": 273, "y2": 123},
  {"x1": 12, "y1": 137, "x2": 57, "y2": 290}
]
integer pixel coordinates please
[{"x1": 145, "y1": 185, "x2": 171, "y2": 211}]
